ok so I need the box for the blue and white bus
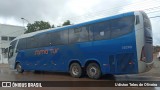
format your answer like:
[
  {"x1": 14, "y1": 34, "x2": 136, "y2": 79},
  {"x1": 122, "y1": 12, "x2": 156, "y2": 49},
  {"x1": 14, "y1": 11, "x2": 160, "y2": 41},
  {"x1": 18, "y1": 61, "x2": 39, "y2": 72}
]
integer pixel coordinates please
[{"x1": 8, "y1": 11, "x2": 153, "y2": 79}]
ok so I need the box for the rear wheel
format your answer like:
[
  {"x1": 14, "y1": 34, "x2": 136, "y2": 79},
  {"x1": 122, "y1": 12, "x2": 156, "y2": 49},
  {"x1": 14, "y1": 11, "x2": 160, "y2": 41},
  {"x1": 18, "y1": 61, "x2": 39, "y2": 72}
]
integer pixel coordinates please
[
  {"x1": 69, "y1": 63, "x2": 82, "y2": 78},
  {"x1": 86, "y1": 63, "x2": 101, "y2": 79},
  {"x1": 16, "y1": 63, "x2": 24, "y2": 73}
]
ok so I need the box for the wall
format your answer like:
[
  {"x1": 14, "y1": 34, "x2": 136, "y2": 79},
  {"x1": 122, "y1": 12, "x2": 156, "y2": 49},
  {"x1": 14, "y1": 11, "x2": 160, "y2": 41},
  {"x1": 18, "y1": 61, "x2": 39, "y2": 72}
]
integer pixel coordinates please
[{"x1": 0, "y1": 24, "x2": 25, "y2": 64}]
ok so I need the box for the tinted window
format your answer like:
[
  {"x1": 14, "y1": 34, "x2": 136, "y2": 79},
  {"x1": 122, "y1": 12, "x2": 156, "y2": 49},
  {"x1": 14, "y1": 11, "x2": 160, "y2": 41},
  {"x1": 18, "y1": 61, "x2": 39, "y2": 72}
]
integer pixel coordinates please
[
  {"x1": 26, "y1": 37, "x2": 38, "y2": 49},
  {"x1": 10, "y1": 40, "x2": 17, "y2": 49},
  {"x1": 50, "y1": 30, "x2": 68, "y2": 45},
  {"x1": 69, "y1": 26, "x2": 89, "y2": 43},
  {"x1": 142, "y1": 12, "x2": 151, "y2": 30},
  {"x1": 136, "y1": 15, "x2": 140, "y2": 25},
  {"x1": 142, "y1": 12, "x2": 152, "y2": 42},
  {"x1": 94, "y1": 21, "x2": 110, "y2": 40},
  {"x1": 111, "y1": 16, "x2": 135, "y2": 39},
  {"x1": 89, "y1": 25, "x2": 94, "y2": 41},
  {"x1": 36, "y1": 33, "x2": 51, "y2": 47},
  {"x1": 144, "y1": 18, "x2": 152, "y2": 38},
  {"x1": 60, "y1": 30, "x2": 68, "y2": 44},
  {"x1": 17, "y1": 38, "x2": 27, "y2": 50}
]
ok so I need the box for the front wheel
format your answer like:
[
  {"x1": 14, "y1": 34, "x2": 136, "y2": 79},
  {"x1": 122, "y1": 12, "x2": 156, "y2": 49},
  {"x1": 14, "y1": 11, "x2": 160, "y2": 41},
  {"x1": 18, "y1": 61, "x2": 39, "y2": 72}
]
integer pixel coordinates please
[
  {"x1": 16, "y1": 63, "x2": 24, "y2": 73},
  {"x1": 86, "y1": 63, "x2": 101, "y2": 79},
  {"x1": 69, "y1": 63, "x2": 82, "y2": 78}
]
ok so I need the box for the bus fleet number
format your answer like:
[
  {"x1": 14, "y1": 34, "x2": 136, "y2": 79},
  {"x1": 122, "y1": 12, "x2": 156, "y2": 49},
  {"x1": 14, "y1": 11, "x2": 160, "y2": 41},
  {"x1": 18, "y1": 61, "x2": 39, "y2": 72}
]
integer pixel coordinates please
[{"x1": 122, "y1": 46, "x2": 132, "y2": 50}]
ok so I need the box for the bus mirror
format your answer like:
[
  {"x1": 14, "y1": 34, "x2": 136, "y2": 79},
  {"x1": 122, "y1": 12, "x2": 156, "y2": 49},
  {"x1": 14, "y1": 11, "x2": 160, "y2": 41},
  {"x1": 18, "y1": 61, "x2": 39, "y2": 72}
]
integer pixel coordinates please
[{"x1": 8, "y1": 46, "x2": 14, "y2": 58}]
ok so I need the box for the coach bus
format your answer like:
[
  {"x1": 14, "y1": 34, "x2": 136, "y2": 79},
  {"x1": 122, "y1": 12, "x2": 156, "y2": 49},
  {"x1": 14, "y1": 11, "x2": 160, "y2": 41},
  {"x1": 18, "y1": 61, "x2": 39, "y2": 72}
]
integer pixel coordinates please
[{"x1": 8, "y1": 11, "x2": 153, "y2": 79}]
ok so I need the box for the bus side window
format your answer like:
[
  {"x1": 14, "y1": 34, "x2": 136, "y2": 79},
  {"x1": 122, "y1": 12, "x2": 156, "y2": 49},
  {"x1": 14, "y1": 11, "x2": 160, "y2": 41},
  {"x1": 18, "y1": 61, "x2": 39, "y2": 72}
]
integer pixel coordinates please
[
  {"x1": 50, "y1": 30, "x2": 68, "y2": 45},
  {"x1": 94, "y1": 21, "x2": 110, "y2": 40},
  {"x1": 50, "y1": 31, "x2": 61, "y2": 45},
  {"x1": 17, "y1": 38, "x2": 27, "y2": 51},
  {"x1": 59, "y1": 30, "x2": 68, "y2": 44},
  {"x1": 89, "y1": 25, "x2": 94, "y2": 41},
  {"x1": 26, "y1": 37, "x2": 38, "y2": 49},
  {"x1": 69, "y1": 26, "x2": 89, "y2": 43},
  {"x1": 36, "y1": 33, "x2": 50, "y2": 47},
  {"x1": 111, "y1": 16, "x2": 135, "y2": 39}
]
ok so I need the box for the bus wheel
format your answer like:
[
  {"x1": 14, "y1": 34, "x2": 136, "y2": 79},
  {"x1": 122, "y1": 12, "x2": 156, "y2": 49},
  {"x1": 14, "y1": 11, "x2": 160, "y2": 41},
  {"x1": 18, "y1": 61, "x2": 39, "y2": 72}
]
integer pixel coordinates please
[
  {"x1": 16, "y1": 63, "x2": 24, "y2": 73},
  {"x1": 86, "y1": 63, "x2": 101, "y2": 79},
  {"x1": 69, "y1": 63, "x2": 82, "y2": 78}
]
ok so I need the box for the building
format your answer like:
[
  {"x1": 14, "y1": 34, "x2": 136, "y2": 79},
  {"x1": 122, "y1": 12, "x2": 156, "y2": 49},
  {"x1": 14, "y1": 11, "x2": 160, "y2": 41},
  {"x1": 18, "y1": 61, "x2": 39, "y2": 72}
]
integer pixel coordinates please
[{"x1": 0, "y1": 24, "x2": 25, "y2": 64}]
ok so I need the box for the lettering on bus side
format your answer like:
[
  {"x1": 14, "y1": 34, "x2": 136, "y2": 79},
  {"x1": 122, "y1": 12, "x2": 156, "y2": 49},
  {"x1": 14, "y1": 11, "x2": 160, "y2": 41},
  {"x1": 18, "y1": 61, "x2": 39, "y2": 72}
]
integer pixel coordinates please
[
  {"x1": 49, "y1": 48, "x2": 59, "y2": 54},
  {"x1": 34, "y1": 48, "x2": 59, "y2": 55}
]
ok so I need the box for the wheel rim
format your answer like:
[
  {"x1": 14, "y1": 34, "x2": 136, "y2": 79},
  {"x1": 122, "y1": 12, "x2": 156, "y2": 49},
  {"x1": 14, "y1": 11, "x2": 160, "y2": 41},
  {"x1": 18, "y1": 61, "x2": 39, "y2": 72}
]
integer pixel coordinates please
[
  {"x1": 89, "y1": 66, "x2": 97, "y2": 76},
  {"x1": 72, "y1": 65, "x2": 79, "y2": 76}
]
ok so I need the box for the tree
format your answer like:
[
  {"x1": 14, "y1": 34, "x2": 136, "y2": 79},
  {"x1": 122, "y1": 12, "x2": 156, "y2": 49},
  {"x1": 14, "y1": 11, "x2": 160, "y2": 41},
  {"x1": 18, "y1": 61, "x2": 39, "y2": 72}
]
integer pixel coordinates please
[
  {"x1": 25, "y1": 21, "x2": 51, "y2": 33},
  {"x1": 62, "y1": 20, "x2": 71, "y2": 26},
  {"x1": 51, "y1": 24, "x2": 55, "y2": 28}
]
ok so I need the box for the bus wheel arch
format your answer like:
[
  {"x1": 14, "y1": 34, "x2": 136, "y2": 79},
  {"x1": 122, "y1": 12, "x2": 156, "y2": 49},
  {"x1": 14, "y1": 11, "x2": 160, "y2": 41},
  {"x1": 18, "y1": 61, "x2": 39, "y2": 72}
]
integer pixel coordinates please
[
  {"x1": 15, "y1": 62, "x2": 24, "y2": 73},
  {"x1": 69, "y1": 60, "x2": 83, "y2": 78},
  {"x1": 85, "y1": 60, "x2": 102, "y2": 79}
]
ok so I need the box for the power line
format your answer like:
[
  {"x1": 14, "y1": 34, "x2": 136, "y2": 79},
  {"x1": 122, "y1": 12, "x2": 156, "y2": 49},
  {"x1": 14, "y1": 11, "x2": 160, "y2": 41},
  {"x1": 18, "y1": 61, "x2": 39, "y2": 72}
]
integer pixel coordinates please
[
  {"x1": 150, "y1": 16, "x2": 160, "y2": 18},
  {"x1": 147, "y1": 9, "x2": 160, "y2": 14},
  {"x1": 61, "y1": 0, "x2": 160, "y2": 22}
]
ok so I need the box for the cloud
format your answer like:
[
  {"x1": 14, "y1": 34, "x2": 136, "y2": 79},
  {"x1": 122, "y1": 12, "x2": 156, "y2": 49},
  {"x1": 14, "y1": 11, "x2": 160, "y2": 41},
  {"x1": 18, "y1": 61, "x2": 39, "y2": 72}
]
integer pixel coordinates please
[
  {"x1": 1, "y1": 0, "x2": 159, "y2": 45},
  {"x1": 0, "y1": 0, "x2": 67, "y2": 25},
  {"x1": 58, "y1": 0, "x2": 129, "y2": 24},
  {"x1": 0, "y1": 0, "x2": 129, "y2": 26}
]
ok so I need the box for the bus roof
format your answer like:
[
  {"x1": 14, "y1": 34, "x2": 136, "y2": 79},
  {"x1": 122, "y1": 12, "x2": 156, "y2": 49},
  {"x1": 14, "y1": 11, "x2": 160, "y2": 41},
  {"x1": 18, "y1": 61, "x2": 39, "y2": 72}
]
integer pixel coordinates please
[{"x1": 13, "y1": 11, "x2": 136, "y2": 41}]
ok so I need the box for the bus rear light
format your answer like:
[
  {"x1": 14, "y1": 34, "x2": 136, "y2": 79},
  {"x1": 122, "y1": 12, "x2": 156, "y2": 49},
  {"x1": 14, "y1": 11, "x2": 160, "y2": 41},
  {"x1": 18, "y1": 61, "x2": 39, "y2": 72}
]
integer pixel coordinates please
[{"x1": 129, "y1": 61, "x2": 134, "y2": 65}]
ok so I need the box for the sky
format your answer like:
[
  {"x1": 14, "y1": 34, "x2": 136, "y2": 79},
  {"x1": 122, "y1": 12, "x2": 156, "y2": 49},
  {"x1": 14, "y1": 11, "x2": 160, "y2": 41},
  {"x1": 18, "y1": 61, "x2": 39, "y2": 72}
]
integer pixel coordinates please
[{"x1": 0, "y1": 0, "x2": 160, "y2": 45}]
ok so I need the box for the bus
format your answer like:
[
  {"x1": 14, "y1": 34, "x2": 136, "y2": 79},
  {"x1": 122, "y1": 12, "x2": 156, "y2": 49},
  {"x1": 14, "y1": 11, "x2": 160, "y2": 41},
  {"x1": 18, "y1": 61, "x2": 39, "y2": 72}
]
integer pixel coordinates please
[{"x1": 8, "y1": 11, "x2": 153, "y2": 79}]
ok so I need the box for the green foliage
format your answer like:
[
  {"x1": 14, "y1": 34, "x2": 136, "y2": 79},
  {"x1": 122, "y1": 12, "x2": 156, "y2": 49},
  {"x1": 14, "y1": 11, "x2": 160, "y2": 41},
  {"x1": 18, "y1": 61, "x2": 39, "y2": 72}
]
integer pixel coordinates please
[
  {"x1": 25, "y1": 21, "x2": 51, "y2": 34},
  {"x1": 25, "y1": 20, "x2": 72, "y2": 34},
  {"x1": 51, "y1": 24, "x2": 55, "y2": 28},
  {"x1": 62, "y1": 20, "x2": 71, "y2": 26}
]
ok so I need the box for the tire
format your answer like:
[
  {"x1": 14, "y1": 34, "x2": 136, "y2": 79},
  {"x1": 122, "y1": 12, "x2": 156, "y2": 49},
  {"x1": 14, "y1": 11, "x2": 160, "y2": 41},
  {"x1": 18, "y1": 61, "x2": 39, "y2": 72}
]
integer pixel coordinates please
[
  {"x1": 86, "y1": 63, "x2": 101, "y2": 79},
  {"x1": 69, "y1": 63, "x2": 82, "y2": 78},
  {"x1": 16, "y1": 63, "x2": 24, "y2": 73}
]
